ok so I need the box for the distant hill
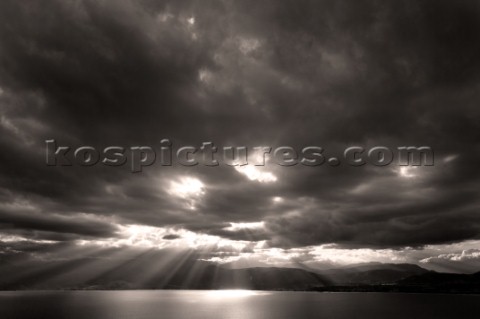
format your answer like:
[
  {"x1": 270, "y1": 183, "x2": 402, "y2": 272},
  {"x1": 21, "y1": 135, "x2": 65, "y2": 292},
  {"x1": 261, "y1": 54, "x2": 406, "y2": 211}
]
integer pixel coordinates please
[
  {"x1": 0, "y1": 253, "x2": 331, "y2": 290},
  {"x1": 399, "y1": 271, "x2": 480, "y2": 285},
  {"x1": 2, "y1": 255, "x2": 479, "y2": 293},
  {"x1": 318, "y1": 263, "x2": 428, "y2": 285},
  {"x1": 393, "y1": 271, "x2": 480, "y2": 293},
  {"x1": 311, "y1": 270, "x2": 480, "y2": 294},
  {"x1": 220, "y1": 267, "x2": 332, "y2": 290}
]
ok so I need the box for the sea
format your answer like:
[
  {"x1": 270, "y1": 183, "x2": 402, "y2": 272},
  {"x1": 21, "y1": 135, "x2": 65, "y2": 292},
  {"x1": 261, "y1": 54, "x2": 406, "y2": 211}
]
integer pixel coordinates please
[{"x1": 0, "y1": 290, "x2": 479, "y2": 319}]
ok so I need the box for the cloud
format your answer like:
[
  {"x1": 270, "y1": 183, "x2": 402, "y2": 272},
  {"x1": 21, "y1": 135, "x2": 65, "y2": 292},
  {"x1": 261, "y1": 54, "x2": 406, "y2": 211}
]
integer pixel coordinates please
[
  {"x1": 419, "y1": 248, "x2": 480, "y2": 273},
  {"x1": 0, "y1": 200, "x2": 119, "y2": 239},
  {"x1": 421, "y1": 249, "x2": 480, "y2": 263},
  {"x1": 0, "y1": 0, "x2": 480, "y2": 273},
  {"x1": 162, "y1": 234, "x2": 180, "y2": 240}
]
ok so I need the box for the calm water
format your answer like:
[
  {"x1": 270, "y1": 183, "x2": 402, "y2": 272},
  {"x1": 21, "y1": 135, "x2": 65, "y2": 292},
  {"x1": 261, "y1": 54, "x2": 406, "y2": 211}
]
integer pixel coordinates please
[{"x1": 0, "y1": 290, "x2": 479, "y2": 319}]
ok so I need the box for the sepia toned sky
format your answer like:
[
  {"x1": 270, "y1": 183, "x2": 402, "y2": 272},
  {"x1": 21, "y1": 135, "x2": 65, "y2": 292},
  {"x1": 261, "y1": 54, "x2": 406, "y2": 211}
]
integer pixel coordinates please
[{"x1": 1, "y1": 0, "x2": 480, "y2": 274}]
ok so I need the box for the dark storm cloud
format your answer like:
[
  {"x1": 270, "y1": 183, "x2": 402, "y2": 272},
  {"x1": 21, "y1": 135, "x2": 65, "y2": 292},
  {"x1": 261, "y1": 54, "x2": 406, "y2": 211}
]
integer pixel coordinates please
[
  {"x1": 0, "y1": 207, "x2": 118, "y2": 238},
  {"x1": 0, "y1": 0, "x2": 480, "y2": 256},
  {"x1": 162, "y1": 234, "x2": 180, "y2": 240}
]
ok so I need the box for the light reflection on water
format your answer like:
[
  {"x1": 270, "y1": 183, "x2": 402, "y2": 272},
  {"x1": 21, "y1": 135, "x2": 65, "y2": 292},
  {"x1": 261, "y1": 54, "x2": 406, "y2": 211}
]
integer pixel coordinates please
[
  {"x1": 0, "y1": 290, "x2": 479, "y2": 319},
  {"x1": 204, "y1": 289, "x2": 269, "y2": 299}
]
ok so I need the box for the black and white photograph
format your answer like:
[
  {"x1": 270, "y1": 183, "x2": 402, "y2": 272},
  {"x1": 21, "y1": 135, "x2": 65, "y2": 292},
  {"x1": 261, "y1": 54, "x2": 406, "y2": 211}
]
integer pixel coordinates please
[{"x1": 1, "y1": 0, "x2": 480, "y2": 318}]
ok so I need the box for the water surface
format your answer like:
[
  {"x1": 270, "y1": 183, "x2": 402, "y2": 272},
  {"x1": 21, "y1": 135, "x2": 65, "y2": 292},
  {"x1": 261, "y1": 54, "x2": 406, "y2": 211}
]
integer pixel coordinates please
[{"x1": 0, "y1": 290, "x2": 479, "y2": 319}]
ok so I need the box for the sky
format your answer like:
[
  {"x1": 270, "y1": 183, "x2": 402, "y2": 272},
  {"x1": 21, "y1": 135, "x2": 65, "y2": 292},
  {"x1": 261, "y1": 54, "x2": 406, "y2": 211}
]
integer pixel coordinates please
[{"x1": 1, "y1": 0, "x2": 480, "y2": 275}]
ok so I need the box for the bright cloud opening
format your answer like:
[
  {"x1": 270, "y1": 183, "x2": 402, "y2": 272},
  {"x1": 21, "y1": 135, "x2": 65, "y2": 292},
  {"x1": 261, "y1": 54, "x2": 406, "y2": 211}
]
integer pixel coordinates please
[
  {"x1": 235, "y1": 166, "x2": 277, "y2": 183},
  {"x1": 168, "y1": 176, "x2": 205, "y2": 209},
  {"x1": 225, "y1": 222, "x2": 265, "y2": 231},
  {"x1": 272, "y1": 196, "x2": 283, "y2": 203},
  {"x1": 77, "y1": 224, "x2": 253, "y2": 252},
  {"x1": 399, "y1": 166, "x2": 418, "y2": 178}
]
